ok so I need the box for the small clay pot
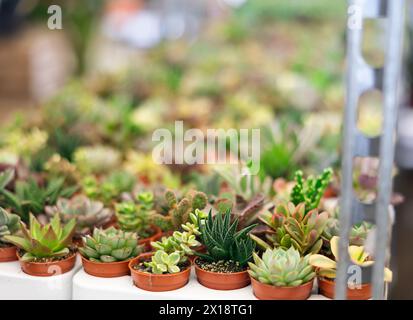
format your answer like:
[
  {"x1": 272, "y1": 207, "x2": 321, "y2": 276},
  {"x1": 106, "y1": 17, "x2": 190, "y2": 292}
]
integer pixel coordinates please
[
  {"x1": 251, "y1": 277, "x2": 313, "y2": 300},
  {"x1": 0, "y1": 246, "x2": 18, "y2": 262},
  {"x1": 318, "y1": 277, "x2": 372, "y2": 300},
  {"x1": 129, "y1": 253, "x2": 191, "y2": 292},
  {"x1": 139, "y1": 225, "x2": 163, "y2": 251},
  {"x1": 194, "y1": 258, "x2": 250, "y2": 290},
  {"x1": 18, "y1": 252, "x2": 77, "y2": 277},
  {"x1": 81, "y1": 255, "x2": 132, "y2": 278}
]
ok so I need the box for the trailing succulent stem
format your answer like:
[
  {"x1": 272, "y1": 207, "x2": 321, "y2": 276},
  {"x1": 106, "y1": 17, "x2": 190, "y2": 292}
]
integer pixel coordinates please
[{"x1": 290, "y1": 168, "x2": 333, "y2": 213}]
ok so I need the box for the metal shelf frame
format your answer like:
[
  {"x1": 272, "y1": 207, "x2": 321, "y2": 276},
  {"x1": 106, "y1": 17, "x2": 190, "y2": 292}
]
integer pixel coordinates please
[{"x1": 337, "y1": 0, "x2": 405, "y2": 300}]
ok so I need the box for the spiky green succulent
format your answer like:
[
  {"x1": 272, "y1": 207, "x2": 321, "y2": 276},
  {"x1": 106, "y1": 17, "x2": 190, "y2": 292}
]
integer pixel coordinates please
[
  {"x1": 3, "y1": 213, "x2": 75, "y2": 262},
  {"x1": 150, "y1": 189, "x2": 207, "y2": 231},
  {"x1": 290, "y1": 168, "x2": 333, "y2": 213},
  {"x1": 79, "y1": 227, "x2": 142, "y2": 263},
  {"x1": 0, "y1": 207, "x2": 20, "y2": 245},
  {"x1": 251, "y1": 202, "x2": 328, "y2": 255},
  {"x1": 0, "y1": 173, "x2": 77, "y2": 223},
  {"x1": 248, "y1": 247, "x2": 315, "y2": 287},
  {"x1": 197, "y1": 209, "x2": 256, "y2": 266},
  {"x1": 144, "y1": 250, "x2": 181, "y2": 274},
  {"x1": 115, "y1": 192, "x2": 154, "y2": 237},
  {"x1": 45, "y1": 195, "x2": 113, "y2": 238}
]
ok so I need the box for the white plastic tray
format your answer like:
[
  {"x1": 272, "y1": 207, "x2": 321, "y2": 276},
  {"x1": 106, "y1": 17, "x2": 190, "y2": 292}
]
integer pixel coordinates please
[
  {"x1": 0, "y1": 256, "x2": 81, "y2": 300},
  {"x1": 72, "y1": 267, "x2": 329, "y2": 300}
]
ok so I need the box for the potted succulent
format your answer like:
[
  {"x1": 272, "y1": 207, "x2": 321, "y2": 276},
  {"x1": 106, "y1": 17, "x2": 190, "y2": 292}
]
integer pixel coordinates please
[
  {"x1": 194, "y1": 210, "x2": 257, "y2": 290},
  {"x1": 309, "y1": 236, "x2": 393, "y2": 300},
  {"x1": 78, "y1": 227, "x2": 144, "y2": 278},
  {"x1": 129, "y1": 221, "x2": 201, "y2": 291},
  {"x1": 251, "y1": 202, "x2": 328, "y2": 255},
  {"x1": 150, "y1": 189, "x2": 207, "y2": 233},
  {"x1": 248, "y1": 247, "x2": 315, "y2": 300},
  {"x1": 45, "y1": 195, "x2": 114, "y2": 245},
  {"x1": 3, "y1": 214, "x2": 76, "y2": 276},
  {"x1": 115, "y1": 192, "x2": 162, "y2": 250},
  {"x1": 0, "y1": 207, "x2": 21, "y2": 262}
]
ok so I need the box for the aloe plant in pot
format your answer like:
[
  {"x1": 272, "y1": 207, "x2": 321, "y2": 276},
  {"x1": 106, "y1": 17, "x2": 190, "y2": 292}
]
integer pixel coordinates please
[
  {"x1": 78, "y1": 227, "x2": 144, "y2": 278},
  {"x1": 129, "y1": 220, "x2": 201, "y2": 291},
  {"x1": 309, "y1": 236, "x2": 392, "y2": 300},
  {"x1": 3, "y1": 213, "x2": 76, "y2": 276},
  {"x1": 194, "y1": 209, "x2": 257, "y2": 290},
  {"x1": 248, "y1": 247, "x2": 315, "y2": 300},
  {"x1": 0, "y1": 207, "x2": 20, "y2": 262}
]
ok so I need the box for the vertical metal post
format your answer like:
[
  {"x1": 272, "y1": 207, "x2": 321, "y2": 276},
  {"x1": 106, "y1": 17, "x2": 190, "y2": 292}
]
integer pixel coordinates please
[
  {"x1": 373, "y1": 0, "x2": 405, "y2": 300},
  {"x1": 337, "y1": 0, "x2": 405, "y2": 300}
]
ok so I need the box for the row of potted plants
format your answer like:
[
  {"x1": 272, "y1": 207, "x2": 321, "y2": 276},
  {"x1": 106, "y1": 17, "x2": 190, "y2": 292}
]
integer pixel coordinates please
[{"x1": 0, "y1": 167, "x2": 392, "y2": 300}]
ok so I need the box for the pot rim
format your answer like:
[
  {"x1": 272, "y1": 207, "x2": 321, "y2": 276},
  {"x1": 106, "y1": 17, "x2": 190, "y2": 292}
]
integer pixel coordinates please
[
  {"x1": 318, "y1": 276, "x2": 372, "y2": 288},
  {"x1": 80, "y1": 254, "x2": 135, "y2": 266},
  {"x1": 193, "y1": 256, "x2": 249, "y2": 276},
  {"x1": 129, "y1": 252, "x2": 191, "y2": 277},
  {"x1": 17, "y1": 250, "x2": 77, "y2": 265},
  {"x1": 250, "y1": 275, "x2": 314, "y2": 290}
]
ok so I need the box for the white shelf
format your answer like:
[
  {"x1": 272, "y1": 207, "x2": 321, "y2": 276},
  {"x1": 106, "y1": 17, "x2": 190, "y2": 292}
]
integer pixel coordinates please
[
  {"x1": 72, "y1": 267, "x2": 329, "y2": 300},
  {"x1": 0, "y1": 256, "x2": 81, "y2": 300}
]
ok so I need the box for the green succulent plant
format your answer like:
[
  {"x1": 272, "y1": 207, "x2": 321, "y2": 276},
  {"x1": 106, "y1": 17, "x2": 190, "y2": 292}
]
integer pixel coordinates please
[
  {"x1": 251, "y1": 202, "x2": 328, "y2": 255},
  {"x1": 197, "y1": 209, "x2": 256, "y2": 266},
  {"x1": 79, "y1": 227, "x2": 142, "y2": 263},
  {"x1": 150, "y1": 189, "x2": 207, "y2": 231},
  {"x1": 3, "y1": 213, "x2": 75, "y2": 262},
  {"x1": 144, "y1": 250, "x2": 181, "y2": 274},
  {"x1": 115, "y1": 192, "x2": 154, "y2": 238},
  {"x1": 45, "y1": 195, "x2": 113, "y2": 238},
  {"x1": 74, "y1": 145, "x2": 121, "y2": 175},
  {"x1": 0, "y1": 207, "x2": 20, "y2": 246},
  {"x1": 0, "y1": 173, "x2": 77, "y2": 223},
  {"x1": 322, "y1": 209, "x2": 372, "y2": 249},
  {"x1": 309, "y1": 236, "x2": 392, "y2": 283},
  {"x1": 290, "y1": 168, "x2": 333, "y2": 213},
  {"x1": 248, "y1": 247, "x2": 316, "y2": 287}
]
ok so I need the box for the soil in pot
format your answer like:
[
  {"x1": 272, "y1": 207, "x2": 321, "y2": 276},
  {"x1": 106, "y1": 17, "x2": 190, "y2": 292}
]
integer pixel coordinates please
[
  {"x1": 17, "y1": 249, "x2": 77, "y2": 277},
  {"x1": 318, "y1": 277, "x2": 372, "y2": 300},
  {"x1": 129, "y1": 253, "x2": 191, "y2": 292},
  {"x1": 251, "y1": 277, "x2": 314, "y2": 300},
  {"x1": 0, "y1": 244, "x2": 18, "y2": 262},
  {"x1": 194, "y1": 258, "x2": 250, "y2": 290},
  {"x1": 81, "y1": 255, "x2": 133, "y2": 278}
]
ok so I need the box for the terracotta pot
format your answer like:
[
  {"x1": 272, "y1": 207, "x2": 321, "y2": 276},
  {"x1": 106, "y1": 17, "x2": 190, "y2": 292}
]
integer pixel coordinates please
[
  {"x1": 0, "y1": 246, "x2": 18, "y2": 262},
  {"x1": 251, "y1": 277, "x2": 313, "y2": 300},
  {"x1": 81, "y1": 255, "x2": 132, "y2": 278},
  {"x1": 129, "y1": 253, "x2": 191, "y2": 292},
  {"x1": 194, "y1": 258, "x2": 250, "y2": 290},
  {"x1": 139, "y1": 225, "x2": 163, "y2": 251},
  {"x1": 318, "y1": 277, "x2": 372, "y2": 300},
  {"x1": 18, "y1": 252, "x2": 77, "y2": 277}
]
